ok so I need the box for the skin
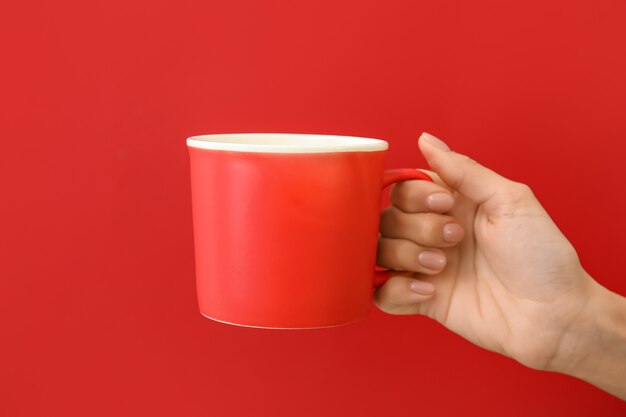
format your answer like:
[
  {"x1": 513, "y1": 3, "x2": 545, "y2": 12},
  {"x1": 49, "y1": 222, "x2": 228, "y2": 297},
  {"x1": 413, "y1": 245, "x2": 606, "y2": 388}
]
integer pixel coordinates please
[{"x1": 375, "y1": 133, "x2": 626, "y2": 400}]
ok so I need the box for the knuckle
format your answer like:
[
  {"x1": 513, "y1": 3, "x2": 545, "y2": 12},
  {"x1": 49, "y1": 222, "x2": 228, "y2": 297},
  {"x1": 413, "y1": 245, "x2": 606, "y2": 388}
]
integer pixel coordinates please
[
  {"x1": 417, "y1": 213, "x2": 441, "y2": 242},
  {"x1": 390, "y1": 241, "x2": 404, "y2": 266},
  {"x1": 455, "y1": 152, "x2": 476, "y2": 166},
  {"x1": 451, "y1": 173, "x2": 466, "y2": 192},
  {"x1": 392, "y1": 183, "x2": 418, "y2": 209},
  {"x1": 374, "y1": 298, "x2": 394, "y2": 314},
  {"x1": 404, "y1": 184, "x2": 421, "y2": 205},
  {"x1": 512, "y1": 181, "x2": 533, "y2": 195},
  {"x1": 492, "y1": 181, "x2": 537, "y2": 218},
  {"x1": 392, "y1": 240, "x2": 414, "y2": 268},
  {"x1": 506, "y1": 181, "x2": 535, "y2": 202},
  {"x1": 374, "y1": 278, "x2": 405, "y2": 309},
  {"x1": 380, "y1": 207, "x2": 403, "y2": 235},
  {"x1": 373, "y1": 288, "x2": 394, "y2": 311},
  {"x1": 376, "y1": 239, "x2": 390, "y2": 262},
  {"x1": 378, "y1": 239, "x2": 409, "y2": 269},
  {"x1": 376, "y1": 239, "x2": 385, "y2": 262},
  {"x1": 449, "y1": 153, "x2": 474, "y2": 190},
  {"x1": 379, "y1": 208, "x2": 394, "y2": 231}
]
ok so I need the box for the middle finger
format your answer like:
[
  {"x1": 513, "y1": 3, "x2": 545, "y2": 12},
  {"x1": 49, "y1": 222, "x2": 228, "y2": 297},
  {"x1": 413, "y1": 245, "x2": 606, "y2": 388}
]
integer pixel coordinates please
[{"x1": 380, "y1": 206, "x2": 464, "y2": 247}]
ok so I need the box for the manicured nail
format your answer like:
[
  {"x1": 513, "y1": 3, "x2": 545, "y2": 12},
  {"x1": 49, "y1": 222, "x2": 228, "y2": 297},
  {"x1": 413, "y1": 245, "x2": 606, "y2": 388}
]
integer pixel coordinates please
[
  {"x1": 443, "y1": 223, "x2": 464, "y2": 243},
  {"x1": 421, "y1": 132, "x2": 450, "y2": 151},
  {"x1": 409, "y1": 280, "x2": 435, "y2": 295},
  {"x1": 418, "y1": 251, "x2": 446, "y2": 270},
  {"x1": 426, "y1": 193, "x2": 454, "y2": 211}
]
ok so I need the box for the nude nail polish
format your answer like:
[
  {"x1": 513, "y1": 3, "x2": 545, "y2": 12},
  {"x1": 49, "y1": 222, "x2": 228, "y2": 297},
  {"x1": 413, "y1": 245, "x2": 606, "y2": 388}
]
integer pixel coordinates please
[
  {"x1": 409, "y1": 280, "x2": 435, "y2": 294},
  {"x1": 443, "y1": 223, "x2": 464, "y2": 242}
]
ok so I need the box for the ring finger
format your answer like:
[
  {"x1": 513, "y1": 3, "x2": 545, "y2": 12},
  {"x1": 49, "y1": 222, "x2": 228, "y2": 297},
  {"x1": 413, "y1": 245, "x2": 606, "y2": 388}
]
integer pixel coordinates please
[
  {"x1": 377, "y1": 237, "x2": 447, "y2": 274},
  {"x1": 380, "y1": 207, "x2": 464, "y2": 248}
]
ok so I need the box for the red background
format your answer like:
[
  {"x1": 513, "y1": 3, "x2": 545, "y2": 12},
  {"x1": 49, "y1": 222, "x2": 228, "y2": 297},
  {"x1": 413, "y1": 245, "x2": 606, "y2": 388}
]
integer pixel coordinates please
[{"x1": 2, "y1": 1, "x2": 625, "y2": 415}]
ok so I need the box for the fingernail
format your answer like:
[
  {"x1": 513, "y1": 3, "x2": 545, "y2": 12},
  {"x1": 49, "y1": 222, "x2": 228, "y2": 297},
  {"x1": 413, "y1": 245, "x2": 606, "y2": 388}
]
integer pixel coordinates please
[
  {"x1": 418, "y1": 251, "x2": 446, "y2": 270},
  {"x1": 409, "y1": 280, "x2": 435, "y2": 295},
  {"x1": 421, "y1": 132, "x2": 450, "y2": 151},
  {"x1": 443, "y1": 223, "x2": 464, "y2": 242},
  {"x1": 426, "y1": 193, "x2": 454, "y2": 211}
]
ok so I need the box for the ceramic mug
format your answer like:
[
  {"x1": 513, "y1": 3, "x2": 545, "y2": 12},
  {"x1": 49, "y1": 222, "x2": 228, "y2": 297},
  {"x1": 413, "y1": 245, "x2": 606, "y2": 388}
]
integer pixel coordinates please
[{"x1": 187, "y1": 133, "x2": 431, "y2": 329}]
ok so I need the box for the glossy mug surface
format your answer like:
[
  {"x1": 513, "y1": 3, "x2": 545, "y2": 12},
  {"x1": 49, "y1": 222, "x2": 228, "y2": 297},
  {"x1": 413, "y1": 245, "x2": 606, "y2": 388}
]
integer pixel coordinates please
[{"x1": 187, "y1": 133, "x2": 431, "y2": 329}]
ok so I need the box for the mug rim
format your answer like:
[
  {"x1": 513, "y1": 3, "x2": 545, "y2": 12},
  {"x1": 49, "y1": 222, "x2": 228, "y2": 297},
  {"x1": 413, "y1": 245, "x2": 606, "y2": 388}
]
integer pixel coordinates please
[{"x1": 186, "y1": 133, "x2": 389, "y2": 153}]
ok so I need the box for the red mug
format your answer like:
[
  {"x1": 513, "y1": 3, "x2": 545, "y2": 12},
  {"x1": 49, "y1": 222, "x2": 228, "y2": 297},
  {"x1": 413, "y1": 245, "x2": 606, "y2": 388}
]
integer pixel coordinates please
[{"x1": 187, "y1": 133, "x2": 431, "y2": 329}]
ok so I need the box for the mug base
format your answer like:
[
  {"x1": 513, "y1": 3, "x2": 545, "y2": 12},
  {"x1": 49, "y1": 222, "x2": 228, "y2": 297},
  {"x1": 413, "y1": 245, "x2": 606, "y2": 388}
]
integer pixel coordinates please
[{"x1": 199, "y1": 311, "x2": 367, "y2": 330}]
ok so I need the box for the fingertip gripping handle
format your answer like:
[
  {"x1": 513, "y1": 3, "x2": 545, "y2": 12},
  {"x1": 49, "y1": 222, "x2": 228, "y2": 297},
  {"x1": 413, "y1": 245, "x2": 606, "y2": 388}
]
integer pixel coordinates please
[{"x1": 374, "y1": 169, "x2": 433, "y2": 288}]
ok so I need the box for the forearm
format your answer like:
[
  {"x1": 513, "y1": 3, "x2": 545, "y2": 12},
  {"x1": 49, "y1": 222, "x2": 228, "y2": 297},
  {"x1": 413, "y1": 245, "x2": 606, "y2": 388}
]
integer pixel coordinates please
[{"x1": 552, "y1": 277, "x2": 626, "y2": 400}]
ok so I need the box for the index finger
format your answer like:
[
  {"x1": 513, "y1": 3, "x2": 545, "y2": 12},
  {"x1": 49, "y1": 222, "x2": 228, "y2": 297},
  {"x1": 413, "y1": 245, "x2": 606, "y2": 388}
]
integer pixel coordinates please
[{"x1": 391, "y1": 170, "x2": 454, "y2": 213}]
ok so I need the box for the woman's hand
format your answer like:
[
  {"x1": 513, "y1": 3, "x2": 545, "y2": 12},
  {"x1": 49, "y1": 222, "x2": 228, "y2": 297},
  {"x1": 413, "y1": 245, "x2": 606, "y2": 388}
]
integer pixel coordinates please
[{"x1": 375, "y1": 133, "x2": 626, "y2": 400}]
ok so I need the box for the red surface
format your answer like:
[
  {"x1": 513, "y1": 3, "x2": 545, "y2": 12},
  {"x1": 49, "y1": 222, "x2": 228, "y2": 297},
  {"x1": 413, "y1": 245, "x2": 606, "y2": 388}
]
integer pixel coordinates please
[{"x1": 1, "y1": 0, "x2": 625, "y2": 415}]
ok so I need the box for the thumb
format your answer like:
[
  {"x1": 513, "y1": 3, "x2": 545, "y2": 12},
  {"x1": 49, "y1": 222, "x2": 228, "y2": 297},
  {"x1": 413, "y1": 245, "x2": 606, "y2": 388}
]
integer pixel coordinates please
[{"x1": 418, "y1": 132, "x2": 514, "y2": 208}]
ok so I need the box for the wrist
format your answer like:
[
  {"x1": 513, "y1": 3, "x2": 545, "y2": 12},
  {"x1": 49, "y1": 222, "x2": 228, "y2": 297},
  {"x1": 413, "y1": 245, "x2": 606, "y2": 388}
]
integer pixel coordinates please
[{"x1": 549, "y1": 273, "x2": 626, "y2": 398}]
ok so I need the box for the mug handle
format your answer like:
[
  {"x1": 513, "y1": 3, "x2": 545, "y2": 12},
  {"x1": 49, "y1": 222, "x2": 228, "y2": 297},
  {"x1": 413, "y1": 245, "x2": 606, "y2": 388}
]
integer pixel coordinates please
[{"x1": 374, "y1": 168, "x2": 434, "y2": 288}]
